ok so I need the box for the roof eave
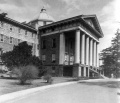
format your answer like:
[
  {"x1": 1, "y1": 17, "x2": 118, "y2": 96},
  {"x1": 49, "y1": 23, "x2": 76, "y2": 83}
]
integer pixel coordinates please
[{"x1": 0, "y1": 14, "x2": 37, "y2": 32}]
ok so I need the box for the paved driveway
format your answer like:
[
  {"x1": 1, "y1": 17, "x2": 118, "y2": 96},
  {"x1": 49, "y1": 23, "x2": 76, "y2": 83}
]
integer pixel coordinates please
[{"x1": 8, "y1": 82, "x2": 119, "y2": 103}]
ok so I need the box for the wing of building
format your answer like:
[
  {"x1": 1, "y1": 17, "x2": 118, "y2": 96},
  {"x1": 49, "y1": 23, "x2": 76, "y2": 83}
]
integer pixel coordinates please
[
  {"x1": 38, "y1": 14, "x2": 104, "y2": 77},
  {"x1": 0, "y1": 12, "x2": 38, "y2": 71}
]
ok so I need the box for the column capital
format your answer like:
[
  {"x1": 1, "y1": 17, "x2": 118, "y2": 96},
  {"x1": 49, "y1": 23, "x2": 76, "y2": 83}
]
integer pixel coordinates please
[
  {"x1": 60, "y1": 32, "x2": 64, "y2": 35},
  {"x1": 76, "y1": 28, "x2": 80, "y2": 31}
]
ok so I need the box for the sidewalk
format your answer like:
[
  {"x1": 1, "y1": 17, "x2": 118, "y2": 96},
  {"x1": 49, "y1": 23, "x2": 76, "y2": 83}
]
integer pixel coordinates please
[{"x1": 79, "y1": 78, "x2": 120, "y2": 82}]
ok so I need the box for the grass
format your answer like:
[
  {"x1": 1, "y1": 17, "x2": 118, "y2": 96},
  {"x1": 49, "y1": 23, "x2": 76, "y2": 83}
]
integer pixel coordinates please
[
  {"x1": 0, "y1": 77, "x2": 75, "y2": 95},
  {"x1": 1, "y1": 77, "x2": 119, "y2": 96},
  {"x1": 79, "y1": 80, "x2": 120, "y2": 88}
]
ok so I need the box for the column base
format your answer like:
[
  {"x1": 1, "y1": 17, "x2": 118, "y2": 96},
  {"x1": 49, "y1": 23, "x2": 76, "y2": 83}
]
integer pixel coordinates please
[{"x1": 58, "y1": 65, "x2": 63, "y2": 77}]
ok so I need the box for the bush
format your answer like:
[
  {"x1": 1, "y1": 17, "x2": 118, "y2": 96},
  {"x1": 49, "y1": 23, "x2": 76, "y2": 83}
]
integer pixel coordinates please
[
  {"x1": 13, "y1": 65, "x2": 39, "y2": 85},
  {"x1": 43, "y1": 74, "x2": 53, "y2": 84}
]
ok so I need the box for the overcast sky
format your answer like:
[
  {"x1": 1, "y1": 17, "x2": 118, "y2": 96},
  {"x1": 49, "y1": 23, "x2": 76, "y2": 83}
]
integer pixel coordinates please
[{"x1": 0, "y1": 0, "x2": 120, "y2": 53}]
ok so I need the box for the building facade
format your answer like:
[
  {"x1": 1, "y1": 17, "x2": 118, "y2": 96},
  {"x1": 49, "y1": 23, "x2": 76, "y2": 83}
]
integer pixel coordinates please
[
  {"x1": 0, "y1": 13, "x2": 38, "y2": 70},
  {"x1": 39, "y1": 15, "x2": 103, "y2": 77},
  {"x1": 0, "y1": 8, "x2": 55, "y2": 71}
]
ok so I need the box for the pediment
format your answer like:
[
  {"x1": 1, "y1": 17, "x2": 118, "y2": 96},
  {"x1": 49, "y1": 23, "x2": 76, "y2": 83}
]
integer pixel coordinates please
[{"x1": 81, "y1": 15, "x2": 103, "y2": 36}]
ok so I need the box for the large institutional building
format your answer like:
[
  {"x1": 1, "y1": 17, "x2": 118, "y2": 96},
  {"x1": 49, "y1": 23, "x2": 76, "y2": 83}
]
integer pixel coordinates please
[
  {"x1": 0, "y1": 8, "x2": 104, "y2": 77},
  {"x1": 39, "y1": 14, "x2": 103, "y2": 77}
]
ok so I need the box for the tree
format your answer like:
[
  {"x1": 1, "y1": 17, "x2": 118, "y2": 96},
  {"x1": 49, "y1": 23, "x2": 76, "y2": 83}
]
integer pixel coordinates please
[
  {"x1": 1, "y1": 42, "x2": 43, "y2": 84},
  {"x1": 1, "y1": 42, "x2": 32, "y2": 69},
  {"x1": 111, "y1": 29, "x2": 120, "y2": 77},
  {"x1": 101, "y1": 29, "x2": 120, "y2": 78},
  {"x1": 14, "y1": 65, "x2": 39, "y2": 84}
]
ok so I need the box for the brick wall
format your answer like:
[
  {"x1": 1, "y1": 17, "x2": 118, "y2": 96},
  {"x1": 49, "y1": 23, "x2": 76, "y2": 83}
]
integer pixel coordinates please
[{"x1": 41, "y1": 33, "x2": 60, "y2": 66}]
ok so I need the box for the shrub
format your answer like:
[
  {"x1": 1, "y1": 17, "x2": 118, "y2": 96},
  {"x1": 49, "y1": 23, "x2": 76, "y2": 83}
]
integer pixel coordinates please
[
  {"x1": 43, "y1": 74, "x2": 53, "y2": 84},
  {"x1": 13, "y1": 65, "x2": 39, "y2": 85}
]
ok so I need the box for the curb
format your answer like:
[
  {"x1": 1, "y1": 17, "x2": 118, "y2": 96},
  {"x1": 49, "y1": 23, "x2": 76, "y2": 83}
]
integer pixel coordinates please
[{"x1": 0, "y1": 81, "x2": 77, "y2": 103}]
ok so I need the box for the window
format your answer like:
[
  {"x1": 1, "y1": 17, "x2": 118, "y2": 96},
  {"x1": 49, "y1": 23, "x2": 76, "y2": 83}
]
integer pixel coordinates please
[
  {"x1": 10, "y1": 25, "x2": 12, "y2": 31},
  {"x1": 0, "y1": 21, "x2": 4, "y2": 27},
  {"x1": 52, "y1": 66, "x2": 56, "y2": 73},
  {"x1": 18, "y1": 39, "x2": 21, "y2": 44},
  {"x1": 18, "y1": 28, "x2": 21, "y2": 33},
  {"x1": 32, "y1": 33, "x2": 34, "y2": 38},
  {"x1": 70, "y1": 41, "x2": 73, "y2": 49},
  {"x1": 0, "y1": 48, "x2": 3, "y2": 56},
  {"x1": 25, "y1": 31, "x2": 27, "y2": 36},
  {"x1": 36, "y1": 35, "x2": 38, "y2": 39},
  {"x1": 52, "y1": 38, "x2": 56, "y2": 48},
  {"x1": 43, "y1": 21, "x2": 46, "y2": 25},
  {"x1": 52, "y1": 54, "x2": 56, "y2": 62},
  {"x1": 37, "y1": 44, "x2": 39, "y2": 49},
  {"x1": 32, "y1": 43, "x2": 34, "y2": 48},
  {"x1": 10, "y1": 37, "x2": 13, "y2": 44},
  {"x1": 42, "y1": 55, "x2": 46, "y2": 62},
  {"x1": 42, "y1": 40, "x2": 46, "y2": 49},
  {"x1": 0, "y1": 34, "x2": 4, "y2": 42}
]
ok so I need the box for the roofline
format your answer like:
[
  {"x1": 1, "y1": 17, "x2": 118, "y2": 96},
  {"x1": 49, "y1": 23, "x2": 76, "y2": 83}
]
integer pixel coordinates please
[
  {"x1": 0, "y1": 13, "x2": 37, "y2": 32},
  {"x1": 39, "y1": 15, "x2": 103, "y2": 38},
  {"x1": 82, "y1": 14, "x2": 104, "y2": 37},
  {"x1": 81, "y1": 17, "x2": 103, "y2": 38},
  {"x1": 29, "y1": 19, "x2": 54, "y2": 23},
  {"x1": 38, "y1": 15, "x2": 83, "y2": 29}
]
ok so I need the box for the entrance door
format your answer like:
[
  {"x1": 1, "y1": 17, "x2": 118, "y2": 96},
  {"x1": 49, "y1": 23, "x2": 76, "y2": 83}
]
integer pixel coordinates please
[{"x1": 63, "y1": 66, "x2": 73, "y2": 77}]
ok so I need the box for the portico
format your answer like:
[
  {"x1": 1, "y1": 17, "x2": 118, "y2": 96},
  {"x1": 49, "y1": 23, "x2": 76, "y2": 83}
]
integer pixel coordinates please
[
  {"x1": 39, "y1": 15, "x2": 103, "y2": 78},
  {"x1": 59, "y1": 29, "x2": 99, "y2": 77}
]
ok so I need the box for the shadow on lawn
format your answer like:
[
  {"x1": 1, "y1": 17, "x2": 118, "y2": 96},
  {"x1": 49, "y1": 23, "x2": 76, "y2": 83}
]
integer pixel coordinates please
[
  {"x1": 0, "y1": 77, "x2": 18, "y2": 80},
  {"x1": 78, "y1": 81, "x2": 120, "y2": 88},
  {"x1": 0, "y1": 77, "x2": 49, "y2": 86}
]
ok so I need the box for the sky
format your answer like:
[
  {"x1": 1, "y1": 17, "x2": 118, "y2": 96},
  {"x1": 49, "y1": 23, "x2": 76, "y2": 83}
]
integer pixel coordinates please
[{"x1": 0, "y1": 0, "x2": 120, "y2": 53}]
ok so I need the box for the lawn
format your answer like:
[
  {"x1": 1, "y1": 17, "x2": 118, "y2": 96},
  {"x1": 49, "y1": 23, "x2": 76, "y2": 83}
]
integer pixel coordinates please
[
  {"x1": 0, "y1": 77, "x2": 74, "y2": 95},
  {"x1": 79, "y1": 79, "x2": 120, "y2": 88},
  {"x1": 1, "y1": 77, "x2": 120, "y2": 96}
]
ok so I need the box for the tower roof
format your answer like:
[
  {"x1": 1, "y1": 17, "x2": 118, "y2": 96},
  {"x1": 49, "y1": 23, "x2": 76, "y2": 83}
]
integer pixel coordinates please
[{"x1": 31, "y1": 7, "x2": 55, "y2": 22}]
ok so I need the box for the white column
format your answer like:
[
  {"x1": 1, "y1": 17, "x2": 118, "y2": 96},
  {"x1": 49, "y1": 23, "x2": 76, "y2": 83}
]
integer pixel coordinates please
[
  {"x1": 78, "y1": 67, "x2": 81, "y2": 77},
  {"x1": 94, "y1": 41, "x2": 96, "y2": 67},
  {"x1": 84, "y1": 67, "x2": 86, "y2": 77},
  {"x1": 75, "y1": 29, "x2": 80, "y2": 64},
  {"x1": 96, "y1": 43, "x2": 99, "y2": 67},
  {"x1": 81, "y1": 34, "x2": 85, "y2": 64},
  {"x1": 59, "y1": 33, "x2": 65, "y2": 64},
  {"x1": 86, "y1": 36, "x2": 89, "y2": 65},
  {"x1": 88, "y1": 67, "x2": 89, "y2": 77},
  {"x1": 90, "y1": 39, "x2": 93, "y2": 66}
]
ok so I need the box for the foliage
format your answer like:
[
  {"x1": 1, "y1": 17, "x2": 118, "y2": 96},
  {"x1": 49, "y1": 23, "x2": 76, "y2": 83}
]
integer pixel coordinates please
[
  {"x1": 1, "y1": 42, "x2": 32, "y2": 69},
  {"x1": 1, "y1": 42, "x2": 43, "y2": 75},
  {"x1": 43, "y1": 74, "x2": 53, "y2": 84},
  {"x1": 13, "y1": 65, "x2": 39, "y2": 84},
  {"x1": 100, "y1": 30, "x2": 120, "y2": 78}
]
